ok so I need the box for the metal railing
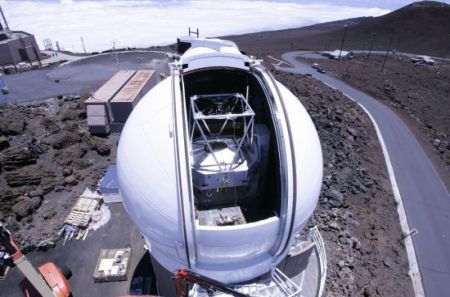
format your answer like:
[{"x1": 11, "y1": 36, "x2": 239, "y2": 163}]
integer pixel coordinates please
[
  {"x1": 190, "y1": 226, "x2": 327, "y2": 297},
  {"x1": 307, "y1": 226, "x2": 327, "y2": 297}
]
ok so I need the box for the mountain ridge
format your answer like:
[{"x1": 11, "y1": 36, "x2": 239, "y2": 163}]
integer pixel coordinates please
[{"x1": 226, "y1": 1, "x2": 450, "y2": 56}]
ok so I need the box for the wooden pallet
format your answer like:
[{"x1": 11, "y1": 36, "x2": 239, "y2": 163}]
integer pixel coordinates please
[
  {"x1": 64, "y1": 197, "x2": 99, "y2": 228},
  {"x1": 93, "y1": 247, "x2": 132, "y2": 283}
]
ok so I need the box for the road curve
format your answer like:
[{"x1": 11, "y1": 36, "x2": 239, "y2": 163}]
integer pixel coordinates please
[{"x1": 275, "y1": 52, "x2": 450, "y2": 297}]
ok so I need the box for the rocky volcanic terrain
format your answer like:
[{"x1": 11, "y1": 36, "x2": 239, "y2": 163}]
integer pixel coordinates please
[
  {"x1": 301, "y1": 54, "x2": 450, "y2": 185},
  {"x1": 0, "y1": 95, "x2": 114, "y2": 250},
  {"x1": 0, "y1": 70, "x2": 416, "y2": 296},
  {"x1": 272, "y1": 70, "x2": 414, "y2": 296},
  {"x1": 226, "y1": 1, "x2": 450, "y2": 188}
]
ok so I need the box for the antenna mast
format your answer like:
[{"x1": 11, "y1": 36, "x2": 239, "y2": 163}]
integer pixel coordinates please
[
  {"x1": 0, "y1": 4, "x2": 11, "y2": 33},
  {"x1": 189, "y1": 27, "x2": 199, "y2": 38}
]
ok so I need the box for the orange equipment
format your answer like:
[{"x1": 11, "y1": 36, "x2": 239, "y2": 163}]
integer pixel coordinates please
[{"x1": 0, "y1": 224, "x2": 72, "y2": 297}]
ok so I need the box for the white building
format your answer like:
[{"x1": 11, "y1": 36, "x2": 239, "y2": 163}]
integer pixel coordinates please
[{"x1": 321, "y1": 49, "x2": 352, "y2": 60}]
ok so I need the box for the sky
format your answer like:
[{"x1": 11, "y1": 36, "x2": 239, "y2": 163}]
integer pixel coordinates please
[{"x1": 0, "y1": 0, "x2": 441, "y2": 52}]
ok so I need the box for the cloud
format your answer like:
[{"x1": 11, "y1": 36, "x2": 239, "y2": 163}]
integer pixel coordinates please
[{"x1": 0, "y1": 0, "x2": 390, "y2": 52}]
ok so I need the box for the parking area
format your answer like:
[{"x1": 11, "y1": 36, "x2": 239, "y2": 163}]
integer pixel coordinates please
[
  {"x1": 3, "y1": 51, "x2": 169, "y2": 103},
  {"x1": 0, "y1": 204, "x2": 147, "y2": 297}
]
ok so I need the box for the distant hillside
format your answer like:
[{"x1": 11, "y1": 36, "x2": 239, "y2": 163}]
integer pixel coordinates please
[
  {"x1": 227, "y1": 1, "x2": 450, "y2": 56},
  {"x1": 226, "y1": 17, "x2": 371, "y2": 53}
]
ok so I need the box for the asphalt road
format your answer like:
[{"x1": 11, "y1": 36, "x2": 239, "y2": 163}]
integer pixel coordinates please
[
  {"x1": 3, "y1": 51, "x2": 169, "y2": 103},
  {"x1": 275, "y1": 52, "x2": 450, "y2": 297},
  {"x1": 291, "y1": 50, "x2": 450, "y2": 63}
]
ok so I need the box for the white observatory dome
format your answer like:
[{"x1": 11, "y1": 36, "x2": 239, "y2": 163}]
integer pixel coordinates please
[{"x1": 117, "y1": 38, "x2": 322, "y2": 284}]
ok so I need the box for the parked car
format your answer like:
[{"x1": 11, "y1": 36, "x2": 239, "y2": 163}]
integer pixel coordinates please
[
  {"x1": 3, "y1": 65, "x2": 16, "y2": 75},
  {"x1": 312, "y1": 63, "x2": 320, "y2": 69},
  {"x1": 317, "y1": 68, "x2": 326, "y2": 74},
  {"x1": 17, "y1": 62, "x2": 31, "y2": 72}
]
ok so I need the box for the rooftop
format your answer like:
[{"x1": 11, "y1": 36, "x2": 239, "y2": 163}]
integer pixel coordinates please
[{"x1": 0, "y1": 31, "x2": 31, "y2": 45}]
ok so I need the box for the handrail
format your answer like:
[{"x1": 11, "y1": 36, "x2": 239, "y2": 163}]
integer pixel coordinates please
[
  {"x1": 307, "y1": 226, "x2": 327, "y2": 297},
  {"x1": 189, "y1": 226, "x2": 327, "y2": 297}
]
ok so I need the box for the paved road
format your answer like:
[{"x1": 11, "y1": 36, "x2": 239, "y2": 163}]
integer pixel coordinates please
[
  {"x1": 4, "y1": 51, "x2": 168, "y2": 103},
  {"x1": 293, "y1": 50, "x2": 450, "y2": 63},
  {"x1": 275, "y1": 52, "x2": 450, "y2": 297},
  {"x1": 40, "y1": 50, "x2": 83, "y2": 65}
]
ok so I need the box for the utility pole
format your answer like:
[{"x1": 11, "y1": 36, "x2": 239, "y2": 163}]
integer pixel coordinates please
[
  {"x1": 345, "y1": 48, "x2": 353, "y2": 73},
  {"x1": 80, "y1": 37, "x2": 87, "y2": 54},
  {"x1": 112, "y1": 41, "x2": 119, "y2": 69},
  {"x1": 367, "y1": 32, "x2": 376, "y2": 59},
  {"x1": 43, "y1": 39, "x2": 53, "y2": 51},
  {"x1": 0, "y1": 4, "x2": 11, "y2": 34},
  {"x1": 339, "y1": 25, "x2": 348, "y2": 61},
  {"x1": 381, "y1": 37, "x2": 393, "y2": 73}
]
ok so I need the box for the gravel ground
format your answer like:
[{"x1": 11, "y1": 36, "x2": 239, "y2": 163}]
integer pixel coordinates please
[
  {"x1": 299, "y1": 54, "x2": 450, "y2": 187},
  {"x1": 272, "y1": 70, "x2": 414, "y2": 297}
]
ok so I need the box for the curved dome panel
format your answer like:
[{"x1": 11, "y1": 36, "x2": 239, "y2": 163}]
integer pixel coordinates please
[
  {"x1": 117, "y1": 78, "x2": 187, "y2": 268},
  {"x1": 276, "y1": 81, "x2": 323, "y2": 238},
  {"x1": 117, "y1": 39, "x2": 323, "y2": 285}
]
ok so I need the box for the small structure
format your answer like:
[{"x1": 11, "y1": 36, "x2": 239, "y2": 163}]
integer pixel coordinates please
[
  {"x1": 0, "y1": 6, "x2": 41, "y2": 68},
  {"x1": 61, "y1": 188, "x2": 102, "y2": 243},
  {"x1": 176, "y1": 36, "x2": 237, "y2": 55},
  {"x1": 85, "y1": 70, "x2": 136, "y2": 134},
  {"x1": 85, "y1": 70, "x2": 156, "y2": 135},
  {"x1": 321, "y1": 50, "x2": 352, "y2": 60},
  {"x1": 411, "y1": 55, "x2": 435, "y2": 65},
  {"x1": 99, "y1": 165, "x2": 122, "y2": 203},
  {"x1": 110, "y1": 70, "x2": 155, "y2": 123},
  {"x1": 64, "y1": 197, "x2": 100, "y2": 228},
  {"x1": 93, "y1": 247, "x2": 132, "y2": 283}
]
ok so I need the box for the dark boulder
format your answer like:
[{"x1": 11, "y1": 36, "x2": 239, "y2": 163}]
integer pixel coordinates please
[
  {"x1": 0, "y1": 136, "x2": 10, "y2": 151},
  {"x1": 11, "y1": 196, "x2": 42, "y2": 218},
  {"x1": 54, "y1": 143, "x2": 88, "y2": 166},
  {"x1": 80, "y1": 131, "x2": 111, "y2": 156},
  {"x1": 0, "y1": 118, "x2": 25, "y2": 135},
  {"x1": 45, "y1": 130, "x2": 81, "y2": 149},
  {"x1": 1, "y1": 148, "x2": 37, "y2": 171},
  {"x1": 64, "y1": 175, "x2": 78, "y2": 186},
  {"x1": 62, "y1": 167, "x2": 73, "y2": 177},
  {"x1": 59, "y1": 105, "x2": 78, "y2": 121},
  {"x1": 4, "y1": 165, "x2": 55, "y2": 188}
]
